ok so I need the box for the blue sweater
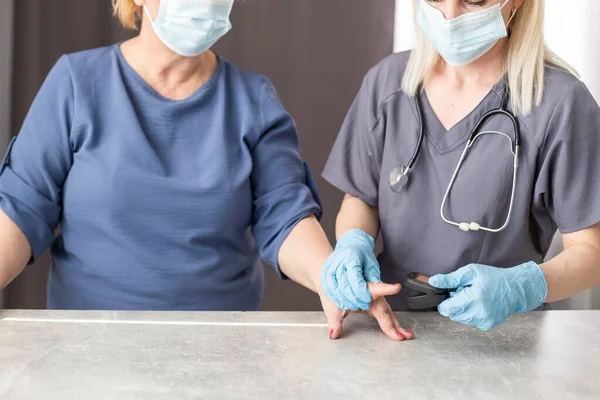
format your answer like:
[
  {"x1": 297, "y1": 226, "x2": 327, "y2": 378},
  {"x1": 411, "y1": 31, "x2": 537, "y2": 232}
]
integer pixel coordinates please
[{"x1": 0, "y1": 44, "x2": 321, "y2": 310}]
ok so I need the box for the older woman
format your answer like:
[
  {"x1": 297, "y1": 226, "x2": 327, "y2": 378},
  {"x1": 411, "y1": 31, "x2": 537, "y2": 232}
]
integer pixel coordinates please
[
  {"x1": 322, "y1": 0, "x2": 600, "y2": 337},
  {"x1": 0, "y1": 0, "x2": 404, "y2": 338},
  {"x1": 0, "y1": 0, "x2": 324, "y2": 311}
]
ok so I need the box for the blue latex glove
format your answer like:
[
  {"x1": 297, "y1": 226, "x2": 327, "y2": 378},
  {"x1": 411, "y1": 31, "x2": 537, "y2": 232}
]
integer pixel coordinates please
[
  {"x1": 321, "y1": 229, "x2": 381, "y2": 311},
  {"x1": 429, "y1": 262, "x2": 548, "y2": 331}
]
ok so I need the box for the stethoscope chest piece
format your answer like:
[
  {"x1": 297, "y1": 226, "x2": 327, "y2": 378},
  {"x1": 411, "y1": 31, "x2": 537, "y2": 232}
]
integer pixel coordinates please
[{"x1": 389, "y1": 165, "x2": 410, "y2": 193}]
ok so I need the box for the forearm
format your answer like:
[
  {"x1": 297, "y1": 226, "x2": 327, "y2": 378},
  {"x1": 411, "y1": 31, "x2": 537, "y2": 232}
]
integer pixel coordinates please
[
  {"x1": 278, "y1": 215, "x2": 333, "y2": 293},
  {"x1": 540, "y1": 242, "x2": 600, "y2": 303},
  {"x1": 335, "y1": 194, "x2": 380, "y2": 240},
  {"x1": 0, "y1": 210, "x2": 31, "y2": 290}
]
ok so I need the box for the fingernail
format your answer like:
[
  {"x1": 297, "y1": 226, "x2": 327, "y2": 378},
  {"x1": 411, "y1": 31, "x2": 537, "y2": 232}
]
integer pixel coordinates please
[
  {"x1": 329, "y1": 329, "x2": 334, "y2": 339},
  {"x1": 406, "y1": 330, "x2": 414, "y2": 336},
  {"x1": 397, "y1": 331, "x2": 405, "y2": 339}
]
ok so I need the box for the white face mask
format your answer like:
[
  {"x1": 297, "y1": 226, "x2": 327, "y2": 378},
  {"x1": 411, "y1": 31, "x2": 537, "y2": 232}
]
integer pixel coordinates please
[
  {"x1": 417, "y1": 0, "x2": 515, "y2": 66},
  {"x1": 144, "y1": 0, "x2": 234, "y2": 57}
]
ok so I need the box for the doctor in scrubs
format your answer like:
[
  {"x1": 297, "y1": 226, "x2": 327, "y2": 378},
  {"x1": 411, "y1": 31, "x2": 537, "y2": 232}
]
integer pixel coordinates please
[{"x1": 322, "y1": 0, "x2": 600, "y2": 339}]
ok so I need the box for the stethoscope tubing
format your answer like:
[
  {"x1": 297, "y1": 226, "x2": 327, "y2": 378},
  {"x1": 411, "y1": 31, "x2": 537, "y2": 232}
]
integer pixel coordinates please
[{"x1": 390, "y1": 82, "x2": 521, "y2": 233}]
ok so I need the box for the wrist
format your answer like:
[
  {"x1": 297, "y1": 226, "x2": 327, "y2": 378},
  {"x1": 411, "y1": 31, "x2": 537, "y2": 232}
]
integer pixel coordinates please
[
  {"x1": 512, "y1": 261, "x2": 548, "y2": 311},
  {"x1": 336, "y1": 229, "x2": 375, "y2": 251},
  {"x1": 311, "y1": 247, "x2": 335, "y2": 294},
  {"x1": 311, "y1": 268, "x2": 324, "y2": 294}
]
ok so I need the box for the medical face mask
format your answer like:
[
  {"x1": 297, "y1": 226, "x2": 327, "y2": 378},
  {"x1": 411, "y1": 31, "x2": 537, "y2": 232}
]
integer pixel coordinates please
[
  {"x1": 417, "y1": 0, "x2": 513, "y2": 66},
  {"x1": 144, "y1": 0, "x2": 234, "y2": 57}
]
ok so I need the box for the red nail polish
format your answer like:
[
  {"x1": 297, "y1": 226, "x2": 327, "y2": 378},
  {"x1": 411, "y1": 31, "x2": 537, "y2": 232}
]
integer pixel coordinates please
[
  {"x1": 329, "y1": 329, "x2": 334, "y2": 338},
  {"x1": 397, "y1": 331, "x2": 405, "y2": 339},
  {"x1": 406, "y1": 330, "x2": 414, "y2": 336}
]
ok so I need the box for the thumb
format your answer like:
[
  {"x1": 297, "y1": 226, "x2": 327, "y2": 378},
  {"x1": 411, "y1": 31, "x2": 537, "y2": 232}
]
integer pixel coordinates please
[
  {"x1": 429, "y1": 265, "x2": 475, "y2": 289},
  {"x1": 368, "y1": 282, "x2": 402, "y2": 301},
  {"x1": 327, "y1": 310, "x2": 347, "y2": 340},
  {"x1": 320, "y1": 295, "x2": 348, "y2": 340}
]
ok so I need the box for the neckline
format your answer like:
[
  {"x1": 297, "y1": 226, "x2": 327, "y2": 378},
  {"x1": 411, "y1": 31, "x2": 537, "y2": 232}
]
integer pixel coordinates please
[
  {"x1": 113, "y1": 42, "x2": 224, "y2": 104},
  {"x1": 419, "y1": 76, "x2": 507, "y2": 154}
]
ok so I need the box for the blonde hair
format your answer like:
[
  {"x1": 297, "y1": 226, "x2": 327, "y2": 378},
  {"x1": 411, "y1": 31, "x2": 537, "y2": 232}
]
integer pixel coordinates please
[
  {"x1": 112, "y1": 0, "x2": 142, "y2": 30},
  {"x1": 402, "y1": 0, "x2": 578, "y2": 116}
]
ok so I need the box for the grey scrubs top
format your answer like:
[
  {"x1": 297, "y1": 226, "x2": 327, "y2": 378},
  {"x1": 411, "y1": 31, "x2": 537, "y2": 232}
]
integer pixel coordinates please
[{"x1": 323, "y1": 51, "x2": 600, "y2": 310}]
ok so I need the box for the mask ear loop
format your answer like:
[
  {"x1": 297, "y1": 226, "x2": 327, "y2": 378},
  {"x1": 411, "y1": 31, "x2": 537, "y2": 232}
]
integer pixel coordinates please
[
  {"x1": 506, "y1": 7, "x2": 517, "y2": 36},
  {"x1": 507, "y1": 8, "x2": 517, "y2": 25},
  {"x1": 143, "y1": 5, "x2": 153, "y2": 22}
]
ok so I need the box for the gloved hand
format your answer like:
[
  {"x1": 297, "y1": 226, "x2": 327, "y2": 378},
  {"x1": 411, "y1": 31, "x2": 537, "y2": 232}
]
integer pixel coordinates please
[
  {"x1": 429, "y1": 262, "x2": 548, "y2": 331},
  {"x1": 321, "y1": 229, "x2": 381, "y2": 311}
]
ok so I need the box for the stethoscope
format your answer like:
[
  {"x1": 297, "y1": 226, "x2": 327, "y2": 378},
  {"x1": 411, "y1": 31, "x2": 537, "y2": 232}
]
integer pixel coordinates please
[{"x1": 389, "y1": 83, "x2": 520, "y2": 233}]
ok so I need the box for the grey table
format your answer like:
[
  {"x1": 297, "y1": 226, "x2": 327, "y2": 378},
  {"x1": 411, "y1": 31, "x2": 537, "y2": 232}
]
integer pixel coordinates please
[{"x1": 1, "y1": 310, "x2": 598, "y2": 400}]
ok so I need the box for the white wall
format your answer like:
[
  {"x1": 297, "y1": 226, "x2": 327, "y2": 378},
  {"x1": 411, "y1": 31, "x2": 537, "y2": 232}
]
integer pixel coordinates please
[
  {"x1": 393, "y1": 0, "x2": 600, "y2": 309},
  {"x1": 394, "y1": 0, "x2": 415, "y2": 53},
  {"x1": 544, "y1": 0, "x2": 600, "y2": 102},
  {"x1": 0, "y1": 0, "x2": 14, "y2": 308}
]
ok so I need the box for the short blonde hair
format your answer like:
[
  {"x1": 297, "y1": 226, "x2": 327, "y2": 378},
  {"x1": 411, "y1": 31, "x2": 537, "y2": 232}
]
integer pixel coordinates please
[
  {"x1": 112, "y1": 0, "x2": 142, "y2": 30},
  {"x1": 402, "y1": 0, "x2": 578, "y2": 116}
]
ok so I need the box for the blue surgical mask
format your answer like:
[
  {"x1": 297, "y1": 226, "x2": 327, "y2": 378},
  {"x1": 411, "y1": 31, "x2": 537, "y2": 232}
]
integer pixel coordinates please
[
  {"x1": 144, "y1": 0, "x2": 234, "y2": 57},
  {"x1": 417, "y1": 0, "x2": 513, "y2": 66}
]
